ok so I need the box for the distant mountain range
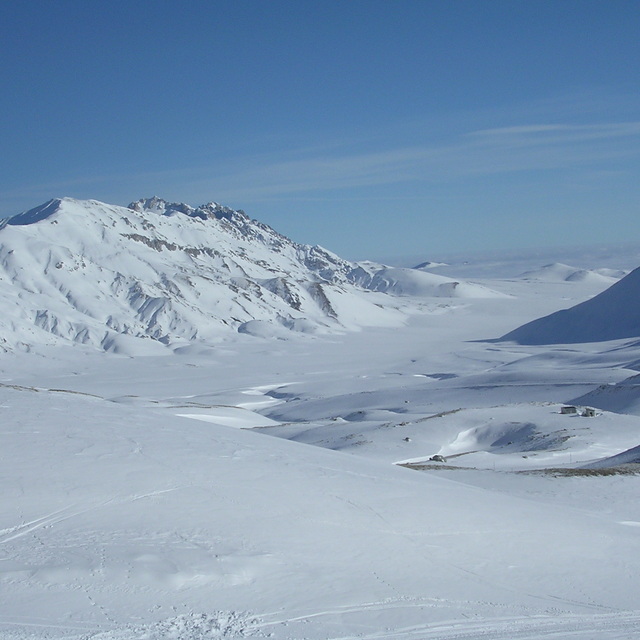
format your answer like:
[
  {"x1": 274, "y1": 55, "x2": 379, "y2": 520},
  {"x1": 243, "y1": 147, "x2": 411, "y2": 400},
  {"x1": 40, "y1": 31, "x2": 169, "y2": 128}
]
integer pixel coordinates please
[
  {"x1": 0, "y1": 197, "x2": 502, "y2": 353},
  {"x1": 516, "y1": 262, "x2": 625, "y2": 284}
]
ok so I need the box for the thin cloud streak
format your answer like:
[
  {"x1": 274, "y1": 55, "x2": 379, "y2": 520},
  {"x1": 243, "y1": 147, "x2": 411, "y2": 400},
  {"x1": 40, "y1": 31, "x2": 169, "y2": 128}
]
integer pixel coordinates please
[
  {"x1": 469, "y1": 122, "x2": 640, "y2": 138},
  {"x1": 3, "y1": 119, "x2": 638, "y2": 215},
  {"x1": 191, "y1": 120, "x2": 640, "y2": 203}
]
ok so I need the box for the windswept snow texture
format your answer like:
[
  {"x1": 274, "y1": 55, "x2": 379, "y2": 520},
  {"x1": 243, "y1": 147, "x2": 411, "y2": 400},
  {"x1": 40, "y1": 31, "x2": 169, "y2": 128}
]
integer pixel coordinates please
[
  {"x1": 501, "y1": 266, "x2": 640, "y2": 344},
  {"x1": 0, "y1": 197, "x2": 505, "y2": 353}
]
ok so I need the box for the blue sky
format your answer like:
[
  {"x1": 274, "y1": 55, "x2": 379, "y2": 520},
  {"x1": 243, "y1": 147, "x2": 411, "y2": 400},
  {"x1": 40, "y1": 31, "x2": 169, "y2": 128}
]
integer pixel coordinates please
[{"x1": 1, "y1": 1, "x2": 639, "y2": 260}]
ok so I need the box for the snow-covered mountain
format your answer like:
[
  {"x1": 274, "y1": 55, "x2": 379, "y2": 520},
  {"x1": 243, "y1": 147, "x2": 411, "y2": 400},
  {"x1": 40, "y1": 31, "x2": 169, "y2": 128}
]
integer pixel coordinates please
[
  {"x1": 0, "y1": 197, "x2": 502, "y2": 353},
  {"x1": 500, "y1": 266, "x2": 640, "y2": 345}
]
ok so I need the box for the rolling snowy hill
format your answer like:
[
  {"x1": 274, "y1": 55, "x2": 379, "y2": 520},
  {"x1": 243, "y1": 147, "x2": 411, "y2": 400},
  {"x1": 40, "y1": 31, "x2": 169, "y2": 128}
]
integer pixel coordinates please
[
  {"x1": 500, "y1": 266, "x2": 640, "y2": 344},
  {"x1": 0, "y1": 197, "x2": 503, "y2": 353},
  {"x1": 517, "y1": 262, "x2": 624, "y2": 284},
  {"x1": 570, "y1": 371, "x2": 640, "y2": 416}
]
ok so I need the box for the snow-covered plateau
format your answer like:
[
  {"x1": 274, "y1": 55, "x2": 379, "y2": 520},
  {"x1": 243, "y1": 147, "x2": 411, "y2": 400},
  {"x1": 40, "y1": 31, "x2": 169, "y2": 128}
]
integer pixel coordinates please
[{"x1": 2, "y1": 197, "x2": 640, "y2": 640}]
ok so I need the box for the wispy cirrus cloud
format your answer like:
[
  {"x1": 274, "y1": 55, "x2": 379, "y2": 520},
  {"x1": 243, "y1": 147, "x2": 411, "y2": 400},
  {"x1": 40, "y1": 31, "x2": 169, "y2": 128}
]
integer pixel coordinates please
[
  {"x1": 3, "y1": 117, "x2": 639, "y2": 216},
  {"x1": 468, "y1": 122, "x2": 640, "y2": 138},
  {"x1": 188, "y1": 119, "x2": 640, "y2": 203}
]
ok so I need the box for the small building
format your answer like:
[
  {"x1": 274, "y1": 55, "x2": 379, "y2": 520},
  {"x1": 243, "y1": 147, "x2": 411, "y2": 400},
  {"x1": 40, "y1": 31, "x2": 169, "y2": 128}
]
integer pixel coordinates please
[
  {"x1": 582, "y1": 407, "x2": 597, "y2": 417},
  {"x1": 560, "y1": 405, "x2": 578, "y2": 415}
]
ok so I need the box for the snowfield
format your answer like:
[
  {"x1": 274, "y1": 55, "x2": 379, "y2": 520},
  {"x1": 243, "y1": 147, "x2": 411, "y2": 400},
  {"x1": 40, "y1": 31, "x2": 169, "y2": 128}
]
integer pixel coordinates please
[{"x1": 2, "y1": 198, "x2": 640, "y2": 639}]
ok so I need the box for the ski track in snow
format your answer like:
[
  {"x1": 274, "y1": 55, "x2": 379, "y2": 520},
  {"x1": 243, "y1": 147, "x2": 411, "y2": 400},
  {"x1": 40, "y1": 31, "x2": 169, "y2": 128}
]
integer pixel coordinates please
[
  {"x1": 0, "y1": 506, "x2": 78, "y2": 544},
  {"x1": 248, "y1": 596, "x2": 640, "y2": 639},
  {"x1": 0, "y1": 487, "x2": 189, "y2": 548},
  {"x1": 324, "y1": 611, "x2": 640, "y2": 640},
  {"x1": 3, "y1": 608, "x2": 639, "y2": 640},
  {"x1": 0, "y1": 503, "x2": 112, "y2": 545}
]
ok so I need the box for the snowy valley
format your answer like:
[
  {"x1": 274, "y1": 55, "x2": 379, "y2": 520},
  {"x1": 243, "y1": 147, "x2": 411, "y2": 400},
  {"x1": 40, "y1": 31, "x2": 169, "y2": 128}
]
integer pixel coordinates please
[{"x1": 2, "y1": 198, "x2": 640, "y2": 640}]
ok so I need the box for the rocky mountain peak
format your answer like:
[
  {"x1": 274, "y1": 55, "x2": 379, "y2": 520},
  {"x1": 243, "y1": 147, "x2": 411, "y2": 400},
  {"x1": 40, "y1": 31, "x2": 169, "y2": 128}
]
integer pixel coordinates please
[{"x1": 128, "y1": 197, "x2": 246, "y2": 223}]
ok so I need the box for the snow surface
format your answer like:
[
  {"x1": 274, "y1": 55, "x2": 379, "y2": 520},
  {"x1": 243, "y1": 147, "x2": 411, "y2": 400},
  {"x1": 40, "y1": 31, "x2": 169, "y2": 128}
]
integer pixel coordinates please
[{"x1": 2, "y1": 197, "x2": 640, "y2": 639}]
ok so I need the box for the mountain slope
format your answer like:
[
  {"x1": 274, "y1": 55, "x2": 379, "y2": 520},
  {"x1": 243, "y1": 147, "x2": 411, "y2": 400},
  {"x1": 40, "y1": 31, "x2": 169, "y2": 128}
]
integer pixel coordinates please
[
  {"x1": 585, "y1": 442, "x2": 640, "y2": 468},
  {"x1": 500, "y1": 266, "x2": 640, "y2": 345},
  {"x1": 0, "y1": 197, "x2": 398, "y2": 352},
  {"x1": 0, "y1": 197, "x2": 503, "y2": 353}
]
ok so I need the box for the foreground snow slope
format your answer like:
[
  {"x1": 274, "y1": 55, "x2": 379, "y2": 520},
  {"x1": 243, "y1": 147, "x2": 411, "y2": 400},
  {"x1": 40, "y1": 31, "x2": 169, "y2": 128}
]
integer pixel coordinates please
[{"x1": 2, "y1": 381, "x2": 640, "y2": 640}]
